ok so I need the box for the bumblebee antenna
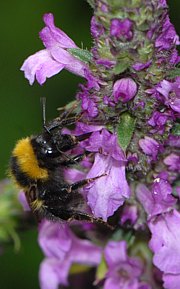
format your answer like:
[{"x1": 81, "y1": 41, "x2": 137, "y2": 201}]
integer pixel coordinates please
[
  {"x1": 40, "y1": 97, "x2": 51, "y2": 134},
  {"x1": 40, "y1": 97, "x2": 46, "y2": 127}
]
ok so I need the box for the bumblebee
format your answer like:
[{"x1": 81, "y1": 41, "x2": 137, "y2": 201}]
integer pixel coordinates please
[{"x1": 10, "y1": 103, "x2": 109, "y2": 226}]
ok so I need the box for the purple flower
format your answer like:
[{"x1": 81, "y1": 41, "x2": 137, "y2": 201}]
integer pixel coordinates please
[
  {"x1": 91, "y1": 16, "x2": 105, "y2": 39},
  {"x1": 170, "y1": 48, "x2": 180, "y2": 65},
  {"x1": 120, "y1": 205, "x2": 138, "y2": 226},
  {"x1": 139, "y1": 136, "x2": 160, "y2": 160},
  {"x1": 147, "y1": 111, "x2": 171, "y2": 134},
  {"x1": 148, "y1": 210, "x2": 180, "y2": 289},
  {"x1": 85, "y1": 129, "x2": 130, "y2": 221},
  {"x1": 136, "y1": 176, "x2": 176, "y2": 218},
  {"x1": 157, "y1": 78, "x2": 180, "y2": 113},
  {"x1": 167, "y1": 135, "x2": 180, "y2": 147},
  {"x1": 96, "y1": 58, "x2": 116, "y2": 68},
  {"x1": 148, "y1": 111, "x2": 168, "y2": 127},
  {"x1": 159, "y1": 0, "x2": 167, "y2": 8},
  {"x1": 155, "y1": 16, "x2": 180, "y2": 50},
  {"x1": 21, "y1": 13, "x2": 89, "y2": 85},
  {"x1": 81, "y1": 94, "x2": 99, "y2": 118},
  {"x1": 110, "y1": 18, "x2": 133, "y2": 40},
  {"x1": 18, "y1": 191, "x2": 30, "y2": 211},
  {"x1": 39, "y1": 221, "x2": 101, "y2": 289},
  {"x1": 164, "y1": 153, "x2": 180, "y2": 171},
  {"x1": 132, "y1": 61, "x2": 151, "y2": 71},
  {"x1": 113, "y1": 78, "x2": 137, "y2": 103},
  {"x1": 103, "y1": 240, "x2": 150, "y2": 289}
]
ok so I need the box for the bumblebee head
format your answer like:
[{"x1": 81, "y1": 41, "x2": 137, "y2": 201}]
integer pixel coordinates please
[{"x1": 32, "y1": 132, "x2": 61, "y2": 159}]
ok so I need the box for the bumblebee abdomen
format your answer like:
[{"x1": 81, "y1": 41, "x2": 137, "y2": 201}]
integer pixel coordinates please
[{"x1": 11, "y1": 137, "x2": 48, "y2": 187}]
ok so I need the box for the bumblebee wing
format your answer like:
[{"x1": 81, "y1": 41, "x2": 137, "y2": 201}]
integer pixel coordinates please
[
  {"x1": 25, "y1": 183, "x2": 47, "y2": 223},
  {"x1": 25, "y1": 183, "x2": 38, "y2": 209}
]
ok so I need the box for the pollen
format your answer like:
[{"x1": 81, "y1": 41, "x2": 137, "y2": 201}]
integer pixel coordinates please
[
  {"x1": 12, "y1": 137, "x2": 48, "y2": 180},
  {"x1": 31, "y1": 199, "x2": 44, "y2": 212}
]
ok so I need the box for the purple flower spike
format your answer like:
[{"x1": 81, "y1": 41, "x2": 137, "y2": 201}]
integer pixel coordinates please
[
  {"x1": 110, "y1": 18, "x2": 133, "y2": 40},
  {"x1": 149, "y1": 210, "x2": 180, "y2": 289},
  {"x1": 39, "y1": 221, "x2": 101, "y2": 289},
  {"x1": 21, "y1": 13, "x2": 89, "y2": 85},
  {"x1": 113, "y1": 78, "x2": 137, "y2": 103},
  {"x1": 139, "y1": 136, "x2": 160, "y2": 160}
]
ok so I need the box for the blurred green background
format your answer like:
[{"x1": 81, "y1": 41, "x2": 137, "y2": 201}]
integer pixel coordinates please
[{"x1": 0, "y1": 0, "x2": 179, "y2": 288}]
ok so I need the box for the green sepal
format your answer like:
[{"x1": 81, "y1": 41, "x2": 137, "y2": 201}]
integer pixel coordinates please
[
  {"x1": 68, "y1": 48, "x2": 93, "y2": 64},
  {"x1": 117, "y1": 113, "x2": 136, "y2": 151},
  {"x1": 86, "y1": 0, "x2": 95, "y2": 8},
  {"x1": 167, "y1": 68, "x2": 180, "y2": 79},
  {"x1": 110, "y1": 228, "x2": 135, "y2": 247},
  {"x1": 171, "y1": 121, "x2": 180, "y2": 136},
  {"x1": 70, "y1": 263, "x2": 91, "y2": 275},
  {"x1": 96, "y1": 256, "x2": 108, "y2": 282}
]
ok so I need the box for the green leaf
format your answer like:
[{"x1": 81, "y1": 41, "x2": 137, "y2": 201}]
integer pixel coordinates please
[
  {"x1": 117, "y1": 113, "x2": 136, "y2": 151},
  {"x1": 167, "y1": 68, "x2": 180, "y2": 79},
  {"x1": 68, "y1": 48, "x2": 93, "y2": 64},
  {"x1": 113, "y1": 61, "x2": 130, "y2": 75}
]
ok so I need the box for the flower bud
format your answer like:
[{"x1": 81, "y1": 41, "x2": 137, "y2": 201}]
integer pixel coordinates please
[{"x1": 113, "y1": 77, "x2": 137, "y2": 103}]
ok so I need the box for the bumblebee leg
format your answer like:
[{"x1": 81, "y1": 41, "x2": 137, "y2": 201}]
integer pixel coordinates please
[
  {"x1": 56, "y1": 132, "x2": 92, "y2": 152},
  {"x1": 46, "y1": 207, "x2": 113, "y2": 229},
  {"x1": 61, "y1": 151, "x2": 91, "y2": 165},
  {"x1": 46, "y1": 116, "x2": 77, "y2": 132},
  {"x1": 75, "y1": 132, "x2": 92, "y2": 142},
  {"x1": 67, "y1": 210, "x2": 113, "y2": 229},
  {"x1": 68, "y1": 174, "x2": 106, "y2": 192}
]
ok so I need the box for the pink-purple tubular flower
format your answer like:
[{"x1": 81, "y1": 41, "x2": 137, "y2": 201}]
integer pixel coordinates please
[
  {"x1": 85, "y1": 129, "x2": 131, "y2": 220},
  {"x1": 104, "y1": 241, "x2": 151, "y2": 289},
  {"x1": 110, "y1": 18, "x2": 133, "y2": 40},
  {"x1": 21, "y1": 13, "x2": 89, "y2": 85},
  {"x1": 39, "y1": 221, "x2": 101, "y2": 289},
  {"x1": 136, "y1": 176, "x2": 176, "y2": 219},
  {"x1": 149, "y1": 210, "x2": 180, "y2": 289},
  {"x1": 139, "y1": 136, "x2": 160, "y2": 160}
]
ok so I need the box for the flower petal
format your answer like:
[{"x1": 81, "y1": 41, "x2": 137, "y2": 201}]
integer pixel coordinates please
[
  {"x1": 40, "y1": 13, "x2": 77, "y2": 49},
  {"x1": 50, "y1": 46, "x2": 87, "y2": 77},
  {"x1": 20, "y1": 49, "x2": 64, "y2": 85},
  {"x1": 149, "y1": 210, "x2": 180, "y2": 274},
  {"x1": 39, "y1": 258, "x2": 70, "y2": 289},
  {"x1": 86, "y1": 153, "x2": 130, "y2": 220},
  {"x1": 104, "y1": 241, "x2": 127, "y2": 267}
]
